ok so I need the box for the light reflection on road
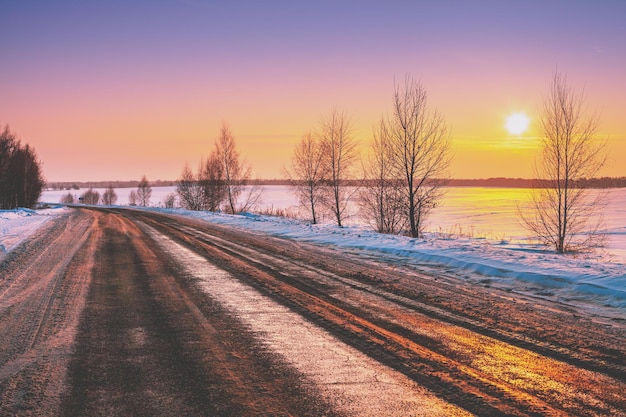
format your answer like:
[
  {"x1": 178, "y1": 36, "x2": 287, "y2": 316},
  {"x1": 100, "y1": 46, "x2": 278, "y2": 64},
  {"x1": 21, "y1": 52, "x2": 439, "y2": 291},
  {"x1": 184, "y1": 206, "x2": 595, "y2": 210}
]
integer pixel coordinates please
[{"x1": 142, "y1": 223, "x2": 472, "y2": 417}]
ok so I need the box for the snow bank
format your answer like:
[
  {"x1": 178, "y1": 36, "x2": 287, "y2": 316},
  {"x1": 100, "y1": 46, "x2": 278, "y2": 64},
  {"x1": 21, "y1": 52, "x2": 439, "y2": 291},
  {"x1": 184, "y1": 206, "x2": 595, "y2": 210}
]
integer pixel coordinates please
[
  {"x1": 146, "y1": 207, "x2": 626, "y2": 315},
  {"x1": 0, "y1": 207, "x2": 65, "y2": 256}
]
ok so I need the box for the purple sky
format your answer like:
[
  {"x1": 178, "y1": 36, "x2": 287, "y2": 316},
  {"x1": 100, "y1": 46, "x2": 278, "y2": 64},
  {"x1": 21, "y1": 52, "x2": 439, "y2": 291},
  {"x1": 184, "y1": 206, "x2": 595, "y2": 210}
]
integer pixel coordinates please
[{"x1": 2, "y1": 0, "x2": 625, "y2": 181}]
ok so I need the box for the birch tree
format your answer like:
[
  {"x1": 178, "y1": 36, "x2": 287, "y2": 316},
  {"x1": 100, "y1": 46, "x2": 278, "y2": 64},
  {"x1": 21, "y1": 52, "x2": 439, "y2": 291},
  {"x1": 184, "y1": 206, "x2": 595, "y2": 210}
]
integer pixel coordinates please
[
  {"x1": 128, "y1": 190, "x2": 138, "y2": 206},
  {"x1": 137, "y1": 175, "x2": 152, "y2": 207},
  {"x1": 358, "y1": 118, "x2": 405, "y2": 234},
  {"x1": 388, "y1": 76, "x2": 451, "y2": 238},
  {"x1": 319, "y1": 109, "x2": 358, "y2": 227},
  {"x1": 287, "y1": 131, "x2": 325, "y2": 224},
  {"x1": 177, "y1": 163, "x2": 204, "y2": 210},
  {"x1": 522, "y1": 72, "x2": 606, "y2": 253},
  {"x1": 201, "y1": 150, "x2": 227, "y2": 212},
  {"x1": 215, "y1": 123, "x2": 261, "y2": 214}
]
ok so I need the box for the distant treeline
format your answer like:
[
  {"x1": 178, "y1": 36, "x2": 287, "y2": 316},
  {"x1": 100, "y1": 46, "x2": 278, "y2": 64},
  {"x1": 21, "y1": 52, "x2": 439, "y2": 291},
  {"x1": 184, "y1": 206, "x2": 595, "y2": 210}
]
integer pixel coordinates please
[
  {"x1": 269, "y1": 177, "x2": 626, "y2": 188},
  {"x1": 444, "y1": 177, "x2": 626, "y2": 188},
  {"x1": 46, "y1": 180, "x2": 176, "y2": 190},
  {"x1": 47, "y1": 176, "x2": 626, "y2": 190},
  {"x1": 356, "y1": 177, "x2": 626, "y2": 188}
]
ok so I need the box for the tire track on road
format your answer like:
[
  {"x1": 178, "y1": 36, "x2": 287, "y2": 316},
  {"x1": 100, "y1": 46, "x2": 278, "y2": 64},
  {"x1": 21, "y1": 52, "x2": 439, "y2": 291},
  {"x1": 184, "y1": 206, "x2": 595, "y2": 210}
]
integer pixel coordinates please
[{"x1": 0, "y1": 209, "x2": 98, "y2": 416}]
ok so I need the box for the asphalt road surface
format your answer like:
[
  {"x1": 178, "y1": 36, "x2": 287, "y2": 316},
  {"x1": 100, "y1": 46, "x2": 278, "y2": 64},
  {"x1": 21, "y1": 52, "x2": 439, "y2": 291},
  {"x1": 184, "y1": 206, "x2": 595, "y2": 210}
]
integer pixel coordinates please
[{"x1": 1, "y1": 207, "x2": 624, "y2": 416}]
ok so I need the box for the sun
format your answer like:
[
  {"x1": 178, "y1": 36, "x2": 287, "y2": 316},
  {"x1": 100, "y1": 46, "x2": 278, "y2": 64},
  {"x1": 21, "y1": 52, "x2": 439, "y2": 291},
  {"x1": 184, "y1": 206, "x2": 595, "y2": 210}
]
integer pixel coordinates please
[{"x1": 505, "y1": 112, "x2": 530, "y2": 136}]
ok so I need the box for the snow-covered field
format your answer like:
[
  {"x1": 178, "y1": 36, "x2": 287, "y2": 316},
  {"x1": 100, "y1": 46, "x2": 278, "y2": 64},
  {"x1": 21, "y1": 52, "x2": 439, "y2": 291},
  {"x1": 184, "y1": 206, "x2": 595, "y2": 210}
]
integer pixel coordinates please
[
  {"x1": 7, "y1": 186, "x2": 625, "y2": 319},
  {"x1": 42, "y1": 185, "x2": 626, "y2": 261}
]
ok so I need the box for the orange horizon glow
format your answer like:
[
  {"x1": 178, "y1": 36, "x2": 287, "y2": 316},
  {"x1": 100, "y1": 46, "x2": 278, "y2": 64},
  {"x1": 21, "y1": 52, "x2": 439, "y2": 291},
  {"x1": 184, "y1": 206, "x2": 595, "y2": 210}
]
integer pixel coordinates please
[{"x1": 1, "y1": 2, "x2": 624, "y2": 182}]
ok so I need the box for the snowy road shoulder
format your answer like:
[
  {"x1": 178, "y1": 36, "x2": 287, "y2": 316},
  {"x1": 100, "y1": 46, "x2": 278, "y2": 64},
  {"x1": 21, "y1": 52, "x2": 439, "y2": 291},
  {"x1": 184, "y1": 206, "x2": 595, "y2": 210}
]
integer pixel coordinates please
[
  {"x1": 0, "y1": 207, "x2": 67, "y2": 257},
  {"x1": 144, "y1": 207, "x2": 626, "y2": 319}
]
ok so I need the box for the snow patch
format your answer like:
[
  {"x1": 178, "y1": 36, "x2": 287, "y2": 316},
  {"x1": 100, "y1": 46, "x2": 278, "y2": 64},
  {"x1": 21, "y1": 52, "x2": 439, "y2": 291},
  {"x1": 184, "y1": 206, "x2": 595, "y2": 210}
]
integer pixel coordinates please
[{"x1": 0, "y1": 207, "x2": 66, "y2": 256}]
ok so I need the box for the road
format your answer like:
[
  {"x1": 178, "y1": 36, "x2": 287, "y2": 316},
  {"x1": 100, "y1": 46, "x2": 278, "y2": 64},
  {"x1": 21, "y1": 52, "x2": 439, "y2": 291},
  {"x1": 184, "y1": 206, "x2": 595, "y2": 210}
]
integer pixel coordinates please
[{"x1": 0, "y1": 207, "x2": 625, "y2": 416}]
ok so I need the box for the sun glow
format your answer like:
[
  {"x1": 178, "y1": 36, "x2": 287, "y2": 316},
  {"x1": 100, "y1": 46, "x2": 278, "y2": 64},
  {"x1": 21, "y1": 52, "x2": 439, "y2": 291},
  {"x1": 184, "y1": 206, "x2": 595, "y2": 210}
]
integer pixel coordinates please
[{"x1": 505, "y1": 113, "x2": 530, "y2": 136}]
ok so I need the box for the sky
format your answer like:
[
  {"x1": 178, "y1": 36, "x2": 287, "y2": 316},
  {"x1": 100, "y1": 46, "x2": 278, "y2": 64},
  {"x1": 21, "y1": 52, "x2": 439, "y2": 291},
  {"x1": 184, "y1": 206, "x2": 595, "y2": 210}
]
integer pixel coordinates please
[{"x1": 1, "y1": 0, "x2": 625, "y2": 182}]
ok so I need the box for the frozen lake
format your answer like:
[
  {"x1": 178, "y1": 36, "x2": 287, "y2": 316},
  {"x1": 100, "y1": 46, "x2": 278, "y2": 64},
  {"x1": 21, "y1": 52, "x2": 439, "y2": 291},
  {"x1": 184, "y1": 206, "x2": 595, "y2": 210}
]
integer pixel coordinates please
[{"x1": 42, "y1": 185, "x2": 626, "y2": 262}]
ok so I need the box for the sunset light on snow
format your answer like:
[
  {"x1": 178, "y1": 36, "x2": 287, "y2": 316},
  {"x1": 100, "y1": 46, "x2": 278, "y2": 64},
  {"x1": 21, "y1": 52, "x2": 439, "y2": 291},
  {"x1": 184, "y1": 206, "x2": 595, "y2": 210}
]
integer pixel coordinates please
[{"x1": 1, "y1": 1, "x2": 625, "y2": 182}]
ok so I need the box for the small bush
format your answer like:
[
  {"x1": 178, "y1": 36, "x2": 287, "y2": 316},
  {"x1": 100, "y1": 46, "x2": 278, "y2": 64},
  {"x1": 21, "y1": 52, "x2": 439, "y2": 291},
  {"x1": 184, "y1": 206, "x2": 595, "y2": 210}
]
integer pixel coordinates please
[
  {"x1": 60, "y1": 192, "x2": 75, "y2": 204},
  {"x1": 163, "y1": 193, "x2": 176, "y2": 209}
]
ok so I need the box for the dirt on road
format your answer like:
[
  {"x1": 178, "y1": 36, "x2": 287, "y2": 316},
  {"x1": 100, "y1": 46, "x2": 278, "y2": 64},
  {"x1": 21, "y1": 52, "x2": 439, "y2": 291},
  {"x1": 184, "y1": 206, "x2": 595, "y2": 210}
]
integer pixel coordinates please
[{"x1": 1, "y1": 207, "x2": 625, "y2": 416}]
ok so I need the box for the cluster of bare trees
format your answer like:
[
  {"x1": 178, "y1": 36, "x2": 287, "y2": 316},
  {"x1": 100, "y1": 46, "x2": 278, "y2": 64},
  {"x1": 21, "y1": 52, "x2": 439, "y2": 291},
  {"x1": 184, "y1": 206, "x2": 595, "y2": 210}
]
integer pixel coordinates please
[
  {"x1": 0, "y1": 125, "x2": 45, "y2": 209},
  {"x1": 286, "y1": 110, "x2": 359, "y2": 226},
  {"x1": 287, "y1": 72, "x2": 607, "y2": 254},
  {"x1": 360, "y1": 77, "x2": 452, "y2": 237},
  {"x1": 64, "y1": 185, "x2": 118, "y2": 206},
  {"x1": 288, "y1": 77, "x2": 452, "y2": 238},
  {"x1": 63, "y1": 182, "x2": 154, "y2": 207},
  {"x1": 124, "y1": 176, "x2": 151, "y2": 206},
  {"x1": 177, "y1": 123, "x2": 261, "y2": 213}
]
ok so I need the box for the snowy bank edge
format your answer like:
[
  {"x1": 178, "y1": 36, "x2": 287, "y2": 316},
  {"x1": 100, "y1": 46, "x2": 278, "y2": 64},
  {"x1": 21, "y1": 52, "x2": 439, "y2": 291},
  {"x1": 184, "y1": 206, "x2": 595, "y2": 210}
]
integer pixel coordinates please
[
  {"x1": 142, "y1": 207, "x2": 626, "y2": 312},
  {"x1": 0, "y1": 206, "x2": 66, "y2": 255}
]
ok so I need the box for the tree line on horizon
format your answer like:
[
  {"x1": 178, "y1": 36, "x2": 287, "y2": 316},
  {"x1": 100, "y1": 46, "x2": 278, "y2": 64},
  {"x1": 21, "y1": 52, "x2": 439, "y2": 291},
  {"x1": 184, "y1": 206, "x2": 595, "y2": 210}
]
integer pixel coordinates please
[
  {"x1": 45, "y1": 175, "x2": 626, "y2": 191},
  {"x1": 46, "y1": 179, "x2": 175, "y2": 191},
  {"x1": 174, "y1": 76, "x2": 451, "y2": 239}
]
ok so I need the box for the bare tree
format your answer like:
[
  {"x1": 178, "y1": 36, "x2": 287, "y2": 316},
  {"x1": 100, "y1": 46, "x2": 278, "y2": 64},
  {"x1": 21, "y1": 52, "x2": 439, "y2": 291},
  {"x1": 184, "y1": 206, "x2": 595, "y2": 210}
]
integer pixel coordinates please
[
  {"x1": 102, "y1": 185, "x2": 118, "y2": 205},
  {"x1": 286, "y1": 131, "x2": 326, "y2": 224},
  {"x1": 521, "y1": 72, "x2": 606, "y2": 253},
  {"x1": 177, "y1": 163, "x2": 205, "y2": 210},
  {"x1": 358, "y1": 118, "x2": 405, "y2": 234},
  {"x1": 128, "y1": 190, "x2": 138, "y2": 206},
  {"x1": 163, "y1": 193, "x2": 176, "y2": 208},
  {"x1": 214, "y1": 123, "x2": 261, "y2": 213},
  {"x1": 137, "y1": 175, "x2": 151, "y2": 207},
  {"x1": 201, "y1": 151, "x2": 227, "y2": 212},
  {"x1": 388, "y1": 76, "x2": 452, "y2": 238},
  {"x1": 318, "y1": 109, "x2": 358, "y2": 227},
  {"x1": 80, "y1": 188, "x2": 100, "y2": 205},
  {"x1": 60, "y1": 192, "x2": 75, "y2": 204},
  {"x1": 177, "y1": 154, "x2": 229, "y2": 212}
]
